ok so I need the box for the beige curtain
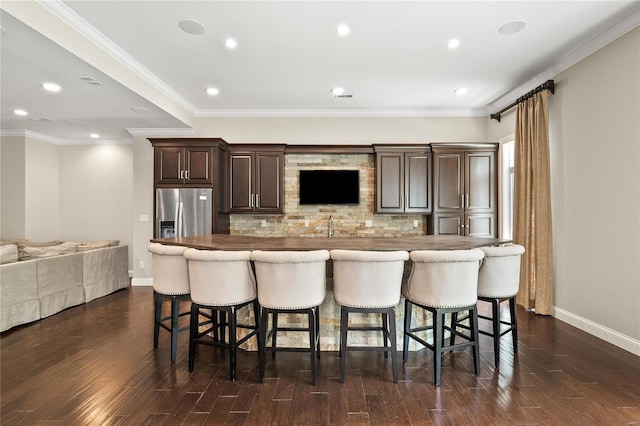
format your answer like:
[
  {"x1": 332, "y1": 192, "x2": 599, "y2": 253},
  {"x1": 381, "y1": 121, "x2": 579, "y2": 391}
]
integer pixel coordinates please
[{"x1": 513, "y1": 91, "x2": 554, "y2": 315}]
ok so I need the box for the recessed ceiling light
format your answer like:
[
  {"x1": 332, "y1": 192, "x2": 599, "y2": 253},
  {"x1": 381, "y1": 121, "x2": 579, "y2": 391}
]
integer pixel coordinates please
[
  {"x1": 337, "y1": 24, "x2": 350, "y2": 37},
  {"x1": 0, "y1": 26, "x2": 6, "y2": 36},
  {"x1": 224, "y1": 38, "x2": 238, "y2": 49},
  {"x1": 206, "y1": 87, "x2": 220, "y2": 96},
  {"x1": 178, "y1": 19, "x2": 205, "y2": 35},
  {"x1": 447, "y1": 38, "x2": 460, "y2": 49},
  {"x1": 42, "y1": 82, "x2": 61, "y2": 92},
  {"x1": 90, "y1": 133, "x2": 100, "y2": 139},
  {"x1": 499, "y1": 20, "x2": 526, "y2": 35},
  {"x1": 131, "y1": 106, "x2": 149, "y2": 113},
  {"x1": 13, "y1": 109, "x2": 28, "y2": 116},
  {"x1": 30, "y1": 117, "x2": 53, "y2": 122},
  {"x1": 331, "y1": 87, "x2": 345, "y2": 96},
  {"x1": 455, "y1": 87, "x2": 468, "y2": 95},
  {"x1": 87, "y1": 80, "x2": 103, "y2": 86}
]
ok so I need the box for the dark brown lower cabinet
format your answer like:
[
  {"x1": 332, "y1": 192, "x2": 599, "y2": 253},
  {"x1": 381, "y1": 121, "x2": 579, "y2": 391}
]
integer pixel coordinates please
[{"x1": 431, "y1": 213, "x2": 495, "y2": 237}]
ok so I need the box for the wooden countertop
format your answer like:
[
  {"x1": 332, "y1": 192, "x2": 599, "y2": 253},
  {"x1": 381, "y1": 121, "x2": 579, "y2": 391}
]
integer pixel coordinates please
[{"x1": 150, "y1": 234, "x2": 511, "y2": 251}]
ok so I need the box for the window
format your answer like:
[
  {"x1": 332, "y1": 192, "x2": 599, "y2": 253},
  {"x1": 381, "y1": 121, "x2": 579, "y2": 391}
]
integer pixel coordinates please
[{"x1": 501, "y1": 139, "x2": 515, "y2": 240}]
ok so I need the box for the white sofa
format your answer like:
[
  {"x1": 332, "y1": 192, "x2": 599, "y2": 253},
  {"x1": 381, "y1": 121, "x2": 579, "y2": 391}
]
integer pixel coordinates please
[{"x1": 1, "y1": 245, "x2": 129, "y2": 332}]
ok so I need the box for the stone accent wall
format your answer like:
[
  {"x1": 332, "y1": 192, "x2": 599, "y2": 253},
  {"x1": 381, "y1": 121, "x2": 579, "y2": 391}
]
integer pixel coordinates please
[
  {"x1": 230, "y1": 153, "x2": 431, "y2": 351},
  {"x1": 230, "y1": 153, "x2": 427, "y2": 236}
]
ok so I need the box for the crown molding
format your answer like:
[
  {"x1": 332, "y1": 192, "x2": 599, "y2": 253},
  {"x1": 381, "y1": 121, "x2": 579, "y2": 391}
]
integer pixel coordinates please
[
  {"x1": 0, "y1": 129, "x2": 131, "y2": 145},
  {"x1": 40, "y1": 0, "x2": 199, "y2": 117},
  {"x1": 126, "y1": 127, "x2": 195, "y2": 136},
  {"x1": 1, "y1": 129, "x2": 63, "y2": 144},
  {"x1": 193, "y1": 107, "x2": 486, "y2": 118},
  {"x1": 486, "y1": 7, "x2": 640, "y2": 115}
]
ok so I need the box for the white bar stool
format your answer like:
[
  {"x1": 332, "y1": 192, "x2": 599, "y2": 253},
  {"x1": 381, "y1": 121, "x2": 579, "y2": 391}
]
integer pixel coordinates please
[
  {"x1": 184, "y1": 248, "x2": 259, "y2": 381},
  {"x1": 251, "y1": 250, "x2": 330, "y2": 385},
  {"x1": 330, "y1": 249, "x2": 409, "y2": 383},
  {"x1": 451, "y1": 244, "x2": 525, "y2": 367},
  {"x1": 403, "y1": 249, "x2": 485, "y2": 386},
  {"x1": 147, "y1": 243, "x2": 190, "y2": 362}
]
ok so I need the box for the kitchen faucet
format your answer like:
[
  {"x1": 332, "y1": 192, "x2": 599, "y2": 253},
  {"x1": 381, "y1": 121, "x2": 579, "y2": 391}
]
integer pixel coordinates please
[{"x1": 328, "y1": 215, "x2": 334, "y2": 238}]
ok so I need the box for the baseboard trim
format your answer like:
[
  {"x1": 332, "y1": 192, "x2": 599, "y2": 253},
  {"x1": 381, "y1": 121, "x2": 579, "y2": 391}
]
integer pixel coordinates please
[
  {"x1": 131, "y1": 278, "x2": 153, "y2": 287},
  {"x1": 554, "y1": 306, "x2": 640, "y2": 356}
]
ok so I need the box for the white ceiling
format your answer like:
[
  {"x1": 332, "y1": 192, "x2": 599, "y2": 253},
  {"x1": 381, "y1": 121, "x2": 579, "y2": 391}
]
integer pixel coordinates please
[{"x1": 1, "y1": 1, "x2": 639, "y2": 143}]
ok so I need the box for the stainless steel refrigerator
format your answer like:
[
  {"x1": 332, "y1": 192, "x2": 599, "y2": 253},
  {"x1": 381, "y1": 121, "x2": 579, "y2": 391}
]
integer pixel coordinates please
[{"x1": 156, "y1": 188, "x2": 213, "y2": 238}]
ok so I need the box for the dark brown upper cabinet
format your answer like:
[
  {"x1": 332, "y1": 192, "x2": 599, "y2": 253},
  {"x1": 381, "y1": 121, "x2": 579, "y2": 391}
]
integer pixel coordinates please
[
  {"x1": 374, "y1": 145, "x2": 432, "y2": 214},
  {"x1": 229, "y1": 145, "x2": 285, "y2": 214},
  {"x1": 430, "y1": 143, "x2": 497, "y2": 237},
  {"x1": 154, "y1": 145, "x2": 213, "y2": 186}
]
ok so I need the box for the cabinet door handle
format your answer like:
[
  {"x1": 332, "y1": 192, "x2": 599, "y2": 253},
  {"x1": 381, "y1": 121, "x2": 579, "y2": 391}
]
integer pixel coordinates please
[
  {"x1": 180, "y1": 170, "x2": 184, "y2": 179},
  {"x1": 185, "y1": 170, "x2": 189, "y2": 180},
  {"x1": 255, "y1": 194, "x2": 260, "y2": 208},
  {"x1": 460, "y1": 194, "x2": 464, "y2": 208},
  {"x1": 250, "y1": 194, "x2": 254, "y2": 208}
]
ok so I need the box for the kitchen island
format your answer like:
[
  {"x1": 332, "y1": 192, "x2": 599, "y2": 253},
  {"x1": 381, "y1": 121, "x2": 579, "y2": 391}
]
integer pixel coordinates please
[
  {"x1": 150, "y1": 234, "x2": 511, "y2": 351},
  {"x1": 150, "y1": 234, "x2": 510, "y2": 251}
]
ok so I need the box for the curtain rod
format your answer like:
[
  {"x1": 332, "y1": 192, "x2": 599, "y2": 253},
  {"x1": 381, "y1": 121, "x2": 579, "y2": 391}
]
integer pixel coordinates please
[{"x1": 489, "y1": 79, "x2": 555, "y2": 122}]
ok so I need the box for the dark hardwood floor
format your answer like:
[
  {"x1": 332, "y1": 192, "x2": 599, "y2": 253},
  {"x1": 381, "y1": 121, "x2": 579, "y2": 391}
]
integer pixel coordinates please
[{"x1": 1, "y1": 286, "x2": 638, "y2": 425}]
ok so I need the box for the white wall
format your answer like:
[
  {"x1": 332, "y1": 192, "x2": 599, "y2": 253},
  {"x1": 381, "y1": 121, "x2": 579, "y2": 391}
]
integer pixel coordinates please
[
  {"x1": 487, "y1": 28, "x2": 640, "y2": 354},
  {"x1": 0, "y1": 136, "x2": 26, "y2": 239},
  {"x1": 192, "y1": 116, "x2": 488, "y2": 143},
  {"x1": 551, "y1": 27, "x2": 639, "y2": 349},
  {"x1": 25, "y1": 137, "x2": 60, "y2": 241},
  {"x1": 58, "y1": 144, "x2": 133, "y2": 252}
]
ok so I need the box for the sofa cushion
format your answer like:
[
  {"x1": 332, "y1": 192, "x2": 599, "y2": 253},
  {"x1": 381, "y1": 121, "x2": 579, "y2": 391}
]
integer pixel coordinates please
[
  {"x1": 16, "y1": 239, "x2": 65, "y2": 249},
  {"x1": 1, "y1": 244, "x2": 19, "y2": 264},
  {"x1": 77, "y1": 241, "x2": 111, "y2": 252},
  {"x1": 19, "y1": 242, "x2": 78, "y2": 261}
]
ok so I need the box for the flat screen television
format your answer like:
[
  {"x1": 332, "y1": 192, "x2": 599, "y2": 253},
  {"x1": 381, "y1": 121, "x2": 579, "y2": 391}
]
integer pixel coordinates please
[{"x1": 299, "y1": 170, "x2": 359, "y2": 205}]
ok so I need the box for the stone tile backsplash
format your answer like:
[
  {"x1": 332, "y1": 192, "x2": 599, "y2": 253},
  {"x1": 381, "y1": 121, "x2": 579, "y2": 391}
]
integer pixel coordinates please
[{"x1": 230, "y1": 153, "x2": 427, "y2": 236}]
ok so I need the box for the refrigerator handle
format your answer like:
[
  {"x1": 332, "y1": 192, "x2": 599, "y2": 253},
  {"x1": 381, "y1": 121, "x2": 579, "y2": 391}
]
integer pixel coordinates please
[{"x1": 176, "y1": 202, "x2": 184, "y2": 237}]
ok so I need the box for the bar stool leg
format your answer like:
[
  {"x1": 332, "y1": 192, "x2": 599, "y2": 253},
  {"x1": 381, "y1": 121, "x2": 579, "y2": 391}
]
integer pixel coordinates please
[
  {"x1": 433, "y1": 309, "x2": 443, "y2": 387},
  {"x1": 259, "y1": 307, "x2": 269, "y2": 383},
  {"x1": 382, "y1": 312, "x2": 389, "y2": 359},
  {"x1": 271, "y1": 312, "x2": 278, "y2": 359},
  {"x1": 339, "y1": 306, "x2": 348, "y2": 383},
  {"x1": 471, "y1": 306, "x2": 480, "y2": 375},
  {"x1": 509, "y1": 297, "x2": 518, "y2": 354},
  {"x1": 153, "y1": 291, "x2": 162, "y2": 349},
  {"x1": 491, "y1": 299, "x2": 501, "y2": 367},
  {"x1": 309, "y1": 307, "x2": 318, "y2": 385},
  {"x1": 315, "y1": 306, "x2": 321, "y2": 359},
  {"x1": 403, "y1": 299, "x2": 412, "y2": 363},
  {"x1": 170, "y1": 296, "x2": 180, "y2": 362},
  {"x1": 388, "y1": 307, "x2": 398, "y2": 383},
  {"x1": 228, "y1": 307, "x2": 237, "y2": 381},
  {"x1": 188, "y1": 303, "x2": 199, "y2": 372}
]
